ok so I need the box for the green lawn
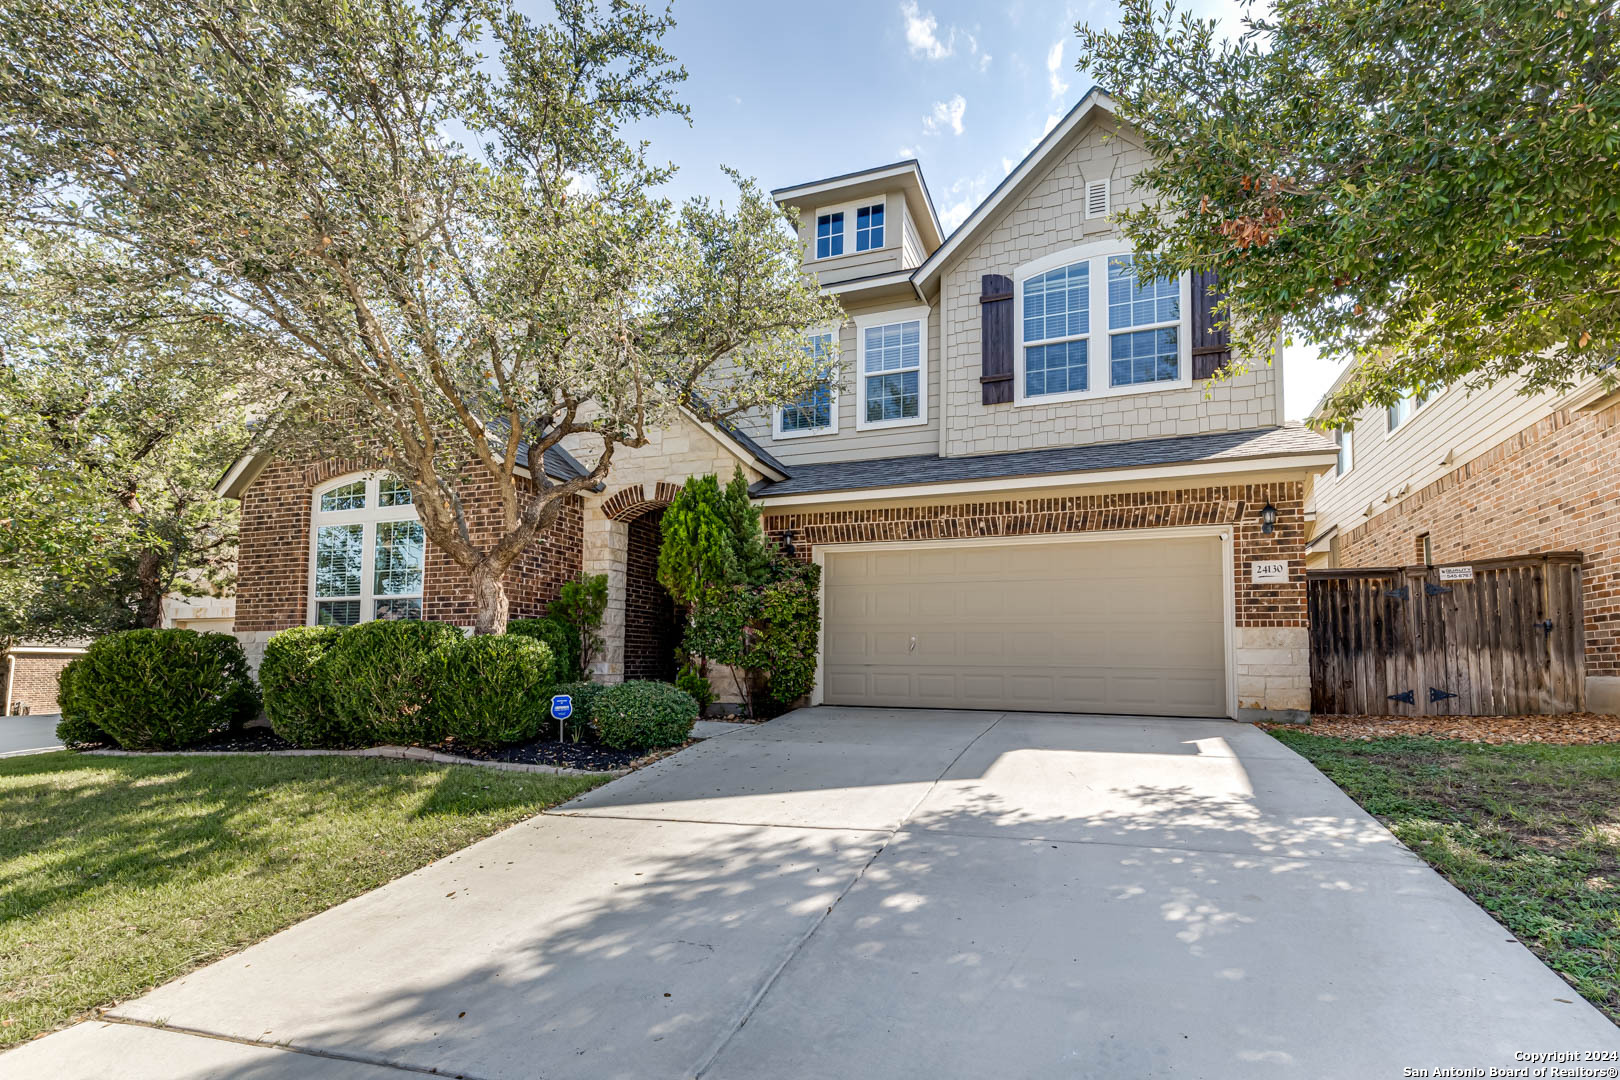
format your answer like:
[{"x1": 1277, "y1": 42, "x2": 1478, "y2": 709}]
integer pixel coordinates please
[
  {"x1": 1271, "y1": 731, "x2": 1620, "y2": 1023},
  {"x1": 0, "y1": 752, "x2": 609, "y2": 1047}
]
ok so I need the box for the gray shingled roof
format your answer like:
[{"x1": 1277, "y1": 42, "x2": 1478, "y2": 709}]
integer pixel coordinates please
[{"x1": 752, "y1": 424, "x2": 1335, "y2": 499}]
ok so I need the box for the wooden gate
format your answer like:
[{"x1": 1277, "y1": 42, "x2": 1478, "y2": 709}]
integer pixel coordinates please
[{"x1": 1308, "y1": 553, "x2": 1585, "y2": 716}]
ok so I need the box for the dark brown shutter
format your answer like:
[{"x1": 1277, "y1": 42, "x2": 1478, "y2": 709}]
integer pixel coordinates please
[
  {"x1": 1190, "y1": 268, "x2": 1231, "y2": 380},
  {"x1": 980, "y1": 273, "x2": 1014, "y2": 404}
]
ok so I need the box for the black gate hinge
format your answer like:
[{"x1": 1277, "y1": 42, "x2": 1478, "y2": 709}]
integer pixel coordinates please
[
  {"x1": 1425, "y1": 583, "x2": 1451, "y2": 596},
  {"x1": 1384, "y1": 587, "x2": 1409, "y2": 600},
  {"x1": 1429, "y1": 687, "x2": 1459, "y2": 703},
  {"x1": 1388, "y1": 690, "x2": 1415, "y2": 705}
]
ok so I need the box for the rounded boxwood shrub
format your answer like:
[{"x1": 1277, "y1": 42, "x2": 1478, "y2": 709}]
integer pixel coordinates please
[
  {"x1": 431, "y1": 634, "x2": 556, "y2": 750},
  {"x1": 259, "y1": 625, "x2": 353, "y2": 747},
  {"x1": 315, "y1": 619, "x2": 462, "y2": 746},
  {"x1": 547, "y1": 680, "x2": 603, "y2": 742},
  {"x1": 591, "y1": 680, "x2": 699, "y2": 750},
  {"x1": 507, "y1": 616, "x2": 581, "y2": 682},
  {"x1": 66, "y1": 629, "x2": 260, "y2": 750},
  {"x1": 54, "y1": 657, "x2": 108, "y2": 749}
]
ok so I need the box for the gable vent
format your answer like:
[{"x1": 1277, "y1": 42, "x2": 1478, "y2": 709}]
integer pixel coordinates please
[{"x1": 1085, "y1": 179, "x2": 1109, "y2": 218}]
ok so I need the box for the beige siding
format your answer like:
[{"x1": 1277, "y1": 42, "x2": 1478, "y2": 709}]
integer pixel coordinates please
[
  {"x1": 1309, "y1": 374, "x2": 1568, "y2": 557},
  {"x1": 901, "y1": 203, "x2": 925, "y2": 269},
  {"x1": 734, "y1": 295, "x2": 941, "y2": 466},
  {"x1": 799, "y1": 189, "x2": 908, "y2": 285},
  {"x1": 937, "y1": 121, "x2": 1282, "y2": 457}
]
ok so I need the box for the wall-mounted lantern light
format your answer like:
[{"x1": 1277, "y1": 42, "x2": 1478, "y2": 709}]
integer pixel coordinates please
[
  {"x1": 782, "y1": 528, "x2": 797, "y2": 558},
  {"x1": 1259, "y1": 503, "x2": 1278, "y2": 535}
]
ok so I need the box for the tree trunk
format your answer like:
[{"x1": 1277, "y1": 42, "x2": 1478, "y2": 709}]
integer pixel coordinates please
[
  {"x1": 470, "y1": 560, "x2": 510, "y2": 635},
  {"x1": 135, "y1": 549, "x2": 166, "y2": 629}
]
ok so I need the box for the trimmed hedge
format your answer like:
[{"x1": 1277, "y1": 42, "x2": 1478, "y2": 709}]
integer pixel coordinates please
[
  {"x1": 316, "y1": 619, "x2": 462, "y2": 746},
  {"x1": 54, "y1": 658, "x2": 108, "y2": 748},
  {"x1": 507, "y1": 616, "x2": 581, "y2": 682},
  {"x1": 61, "y1": 629, "x2": 259, "y2": 750},
  {"x1": 591, "y1": 680, "x2": 698, "y2": 750},
  {"x1": 431, "y1": 634, "x2": 556, "y2": 750},
  {"x1": 260, "y1": 626, "x2": 352, "y2": 747}
]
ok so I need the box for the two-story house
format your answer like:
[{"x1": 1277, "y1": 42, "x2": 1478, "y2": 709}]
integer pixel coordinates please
[
  {"x1": 1307, "y1": 365, "x2": 1620, "y2": 712},
  {"x1": 219, "y1": 88, "x2": 1337, "y2": 721}
]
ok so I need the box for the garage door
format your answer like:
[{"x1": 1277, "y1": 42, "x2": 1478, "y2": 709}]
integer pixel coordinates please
[{"x1": 822, "y1": 536, "x2": 1226, "y2": 717}]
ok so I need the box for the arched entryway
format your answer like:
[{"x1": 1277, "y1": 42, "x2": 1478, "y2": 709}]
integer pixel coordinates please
[{"x1": 622, "y1": 507, "x2": 681, "y2": 682}]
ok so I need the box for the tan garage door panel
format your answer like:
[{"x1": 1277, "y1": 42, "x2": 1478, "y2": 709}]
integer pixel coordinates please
[{"x1": 823, "y1": 536, "x2": 1226, "y2": 717}]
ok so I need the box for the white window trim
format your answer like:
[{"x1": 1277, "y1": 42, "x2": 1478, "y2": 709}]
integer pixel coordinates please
[
  {"x1": 811, "y1": 196, "x2": 889, "y2": 261},
  {"x1": 773, "y1": 327, "x2": 842, "y2": 440},
  {"x1": 1385, "y1": 386, "x2": 1443, "y2": 437},
  {"x1": 1012, "y1": 240, "x2": 1192, "y2": 408},
  {"x1": 854, "y1": 305, "x2": 930, "y2": 431},
  {"x1": 307, "y1": 472, "x2": 425, "y2": 627}
]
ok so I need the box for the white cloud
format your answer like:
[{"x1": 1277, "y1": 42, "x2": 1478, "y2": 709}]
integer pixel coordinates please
[
  {"x1": 1043, "y1": 111, "x2": 1063, "y2": 135},
  {"x1": 902, "y1": 1, "x2": 954, "y2": 60},
  {"x1": 897, "y1": 145, "x2": 920, "y2": 160},
  {"x1": 939, "y1": 173, "x2": 992, "y2": 230},
  {"x1": 1046, "y1": 40, "x2": 1068, "y2": 99},
  {"x1": 965, "y1": 32, "x2": 991, "y2": 71},
  {"x1": 923, "y1": 94, "x2": 967, "y2": 136}
]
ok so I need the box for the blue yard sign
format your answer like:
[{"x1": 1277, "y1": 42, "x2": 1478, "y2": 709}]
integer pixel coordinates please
[{"x1": 550, "y1": 694, "x2": 573, "y2": 721}]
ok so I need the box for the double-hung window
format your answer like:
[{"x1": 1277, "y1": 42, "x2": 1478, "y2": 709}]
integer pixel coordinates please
[
  {"x1": 1022, "y1": 262, "x2": 1091, "y2": 397},
  {"x1": 1106, "y1": 254, "x2": 1181, "y2": 388},
  {"x1": 1015, "y1": 245, "x2": 1187, "y2": 405},
  {"x1": 816, "y1": 212, "x2": 844, "y2": 258},
  {"x1": 1386, "y1": 388, "x2": 1431, "y2": 432},
  {"x1": 775, "y1": 332, "x2": 839, "y2": 438},
  {"x1": 856, "y1": 307, "x2": 928, "y2": 429},
  {"x1": 855, "y1": 203, "x2": 884, "y2": 251},
  {"x1": 310, "y1": 473, "x2": 426, "y2": 626}
]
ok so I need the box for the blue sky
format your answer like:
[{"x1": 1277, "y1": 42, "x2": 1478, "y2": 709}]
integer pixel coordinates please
[{"x1": 594, "y1": 0, "x2": 1340, "y2": 419}]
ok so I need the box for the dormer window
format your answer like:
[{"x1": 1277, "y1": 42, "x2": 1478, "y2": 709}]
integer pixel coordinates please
[
  {"x1": 855, "y1": 203, "x2": 884, "y2": 251},
  {"x1": 816, "y1": 212, "x2": 844, "y2": 258}
]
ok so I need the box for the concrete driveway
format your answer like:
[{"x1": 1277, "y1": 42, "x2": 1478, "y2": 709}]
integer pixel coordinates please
[
  {"x1": 0, "y1": 713, "x2": 63, "y2": 756},
  {"x1": 9, "y1": 708, "x2": 1616, "y2": 1078}
]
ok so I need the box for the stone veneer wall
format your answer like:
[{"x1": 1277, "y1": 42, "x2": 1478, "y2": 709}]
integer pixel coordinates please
[
  {"x1": 233, "y1": 454, "x2": 583, "y2": 669},
  {"x1": 764, "y1": 480, "x2": 1311, "y2": 715},
  {"x1": 1337, "y1": 401, "x2": 1620, "y2": 709}
]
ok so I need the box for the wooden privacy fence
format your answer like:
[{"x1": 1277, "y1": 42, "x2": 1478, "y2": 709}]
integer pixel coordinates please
[{"x1": 1308, "y1": 552, "x2": 1585, "y2": 716}]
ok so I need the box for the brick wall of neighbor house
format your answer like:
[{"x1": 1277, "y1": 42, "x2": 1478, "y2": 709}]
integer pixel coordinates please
[
  {"x1": 233, "y1": 454, "x2": 584, "y2": 668},
  {"x1": 7, "y1": 655, "x2": 76, "y2": 714},
  {"x1": 764, "y1": 480, "x2": 1310, "y2": 714},
  {"x1": 623, "y1": 510, "x2": 679, "y2": 682},
  {"x1": 940, "y1": 122, "x2": 1281, "y2": 458},
  {"x1": 1338, "y1": 402, "x2": 1620, "y2": 691}
]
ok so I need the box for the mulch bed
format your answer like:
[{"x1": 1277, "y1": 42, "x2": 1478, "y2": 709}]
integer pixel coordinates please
[
  {"x1": 190, "y1": 727, "x2": 299, "y2": 752},
  {"x1": 428, "y1": 738, "x2": 643, "y2": 772},
  {"x1": 1268, "y1": 712, "x2": 1620, "y2": 745}
]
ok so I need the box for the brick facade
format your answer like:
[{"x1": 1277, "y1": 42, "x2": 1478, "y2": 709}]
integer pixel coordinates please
[
  {"x1": 763, "y1": 480, "x2": 1312, "y2": 716},
  {"x1": 6, "y1": 653, "x2": 79, "y2": 714},
  {"x1": 233, "y1": 454, "x2": 584, "y2": 663},
  {"x1": 1338, "y1": 401, "x2": 1620, "y2": 682},
  {"x1": 623, "y1": 510, "x2": 679, "y2": 683}
]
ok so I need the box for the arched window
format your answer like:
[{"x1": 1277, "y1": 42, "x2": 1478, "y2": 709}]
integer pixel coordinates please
[{"x1": 309, "y1": 473, "x2": 425, "y2": 626}]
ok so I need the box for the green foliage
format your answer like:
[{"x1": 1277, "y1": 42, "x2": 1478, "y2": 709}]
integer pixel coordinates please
[
  {"x1": 430, "y1": 634, "x2": 556, "y2": 750},
  {"x1": 675, "y1": 664, "x2": 715, "y2": 713},
  {"x1": 548, "y1": 680, "x2": 604, "y2": 743},
  {"x1": 316, "y1": 620, "x2": 462, "y2": 746},
  {"x1": 591, "y1": 680, "x2": 699, "y2": 750},
  {"x1": 549, "y1": 575, "x2": 608, "y2": 673},
  {"x1": 259, "y1": 626, "x2": 348, "y2": 748},
  {"x1": 507, "y1": 616, "x2": 582, "y2": 683},
  {"x1": 1074, "y1": 0, "x2": 1620, "y2": 422},
  {"x1": 686, "y1": 560, "x2": 820, "y2": 719},
  {"x1": 658, "y1": 468, "x2": 771, "y2": 608},
  {"x1": 53, "y1": 658, "x2": 107, "y2": 749},
  {"x1": 0, "y1": 0, "x2": 843, "y2": 635},
  {"x1": 64, "y1": 630, "x2": 259, "y2": 750}
]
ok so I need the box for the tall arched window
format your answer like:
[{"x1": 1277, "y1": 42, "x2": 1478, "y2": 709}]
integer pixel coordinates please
[{"x1": 309, "y1": 473, "x2": 425, "y2": 626}]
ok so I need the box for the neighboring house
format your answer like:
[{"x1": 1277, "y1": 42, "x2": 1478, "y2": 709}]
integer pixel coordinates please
[
  {"x1": 160, "y1": 594, "x2": 237, "y2": 634},
  {"x1": 4, "y1": 645, "x2": 86, "y2": 716},
  {"x1": 1306, "y1": 367, "x2": 1620, "y2": 711},
  {"x1": 217, "y1": 88, "x2": 1337, "y2": 721}
]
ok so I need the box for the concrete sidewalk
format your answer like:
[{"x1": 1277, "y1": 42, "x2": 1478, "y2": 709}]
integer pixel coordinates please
[{"x1": 7, "y1": 708, "x2": 1615, "y2": 1078}]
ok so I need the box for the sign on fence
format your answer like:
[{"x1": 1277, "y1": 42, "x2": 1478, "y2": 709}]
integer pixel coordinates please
[{"x1": 1437, "y1": 565, "x2": 1475, "y2": 582}]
